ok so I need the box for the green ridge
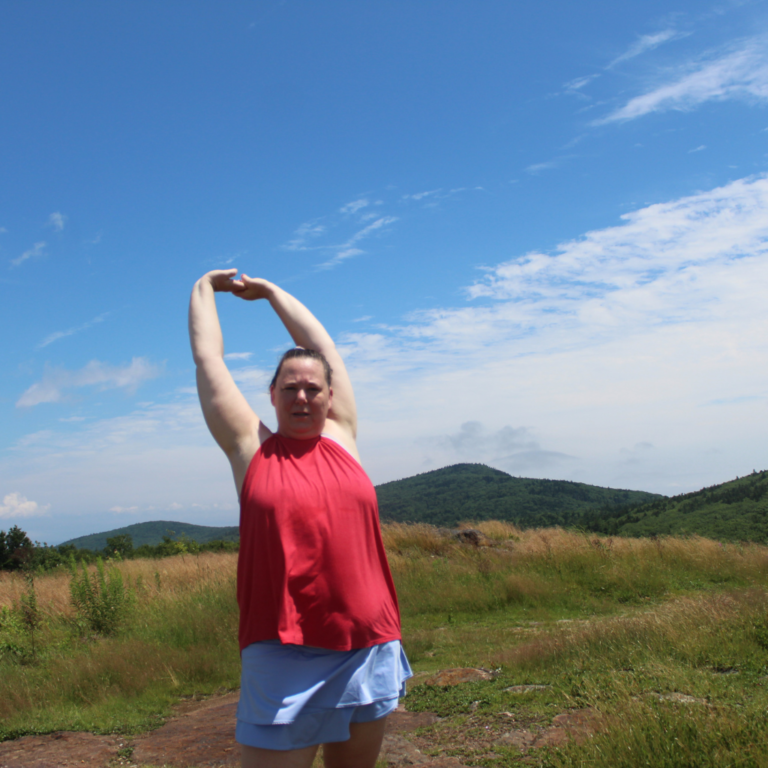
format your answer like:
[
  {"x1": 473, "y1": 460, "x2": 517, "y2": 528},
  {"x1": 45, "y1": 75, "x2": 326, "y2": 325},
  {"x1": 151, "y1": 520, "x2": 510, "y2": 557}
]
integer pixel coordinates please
[
  {"x1": 56, "y1": 466, "x2": 768, "y2": 548},
  {"x1": 375, "y1": 463, "x2": 661, "y2": 528},
  {"x1": 580, "y1": 469, "x2": 768, "y2": 542},
  {"x1": 60, "y1": 520, "x2": 239, "y2": 551}
]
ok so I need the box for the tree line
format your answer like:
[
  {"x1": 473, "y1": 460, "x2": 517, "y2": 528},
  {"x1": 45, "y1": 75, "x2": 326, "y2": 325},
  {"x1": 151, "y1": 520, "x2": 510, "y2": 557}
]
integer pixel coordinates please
[{"x1": 0, "y1": 525, "x2": 238, "y2": 572}]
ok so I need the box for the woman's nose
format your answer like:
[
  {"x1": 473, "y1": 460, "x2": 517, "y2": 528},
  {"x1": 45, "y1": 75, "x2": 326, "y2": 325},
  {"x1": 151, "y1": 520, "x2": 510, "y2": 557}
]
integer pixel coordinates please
[{"x1": 295, "y1": 388, "x2": 308, "y2": 402}]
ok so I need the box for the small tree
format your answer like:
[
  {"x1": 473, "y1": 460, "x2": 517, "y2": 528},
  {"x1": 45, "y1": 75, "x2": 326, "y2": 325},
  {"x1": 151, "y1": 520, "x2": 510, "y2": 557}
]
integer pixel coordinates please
[
  {"x1": 0, "y1": 526, "x2": 34, "y2": 571},
  {"x1": 104, "y1": 534, "x2": 134, "y2": 559}
]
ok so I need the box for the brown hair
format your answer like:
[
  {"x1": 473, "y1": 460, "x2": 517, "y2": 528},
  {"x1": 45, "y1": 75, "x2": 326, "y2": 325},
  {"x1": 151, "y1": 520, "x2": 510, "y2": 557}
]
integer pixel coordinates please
[{"x1": 269, "y1": 348, "x2": 333, "y2": 390}]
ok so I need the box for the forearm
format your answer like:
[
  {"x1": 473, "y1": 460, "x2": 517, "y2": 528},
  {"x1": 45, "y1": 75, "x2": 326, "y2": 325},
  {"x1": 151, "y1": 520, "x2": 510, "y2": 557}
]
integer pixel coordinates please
[
  {"x1": 264, "y1": 282, "x2": 335, "y2": 353},
  {"x1": 189, "y1": 277, "x2": 225, "y2": 364}
]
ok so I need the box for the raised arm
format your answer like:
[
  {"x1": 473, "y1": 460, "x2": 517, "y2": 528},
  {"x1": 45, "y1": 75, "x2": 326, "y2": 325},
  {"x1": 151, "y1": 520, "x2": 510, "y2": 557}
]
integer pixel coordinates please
[
  {"x1": 189, "y1": 270, "x2": 270, "y2": 492},
  {"x1": 233, "y1": 274, "x2": 358, "y2": 445}
]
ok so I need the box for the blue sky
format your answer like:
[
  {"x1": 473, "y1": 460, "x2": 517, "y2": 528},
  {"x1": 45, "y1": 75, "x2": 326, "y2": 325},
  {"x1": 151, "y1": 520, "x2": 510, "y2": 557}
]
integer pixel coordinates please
[{"x1": 2, "y1": 1, "x2": 768, "y2": 544}]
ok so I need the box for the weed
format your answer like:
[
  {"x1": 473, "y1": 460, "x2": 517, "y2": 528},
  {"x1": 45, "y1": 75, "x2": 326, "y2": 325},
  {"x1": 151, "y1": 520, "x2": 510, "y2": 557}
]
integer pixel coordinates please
[{"x1": 68, "y1": 556, "x2": 134, "y2": 636}]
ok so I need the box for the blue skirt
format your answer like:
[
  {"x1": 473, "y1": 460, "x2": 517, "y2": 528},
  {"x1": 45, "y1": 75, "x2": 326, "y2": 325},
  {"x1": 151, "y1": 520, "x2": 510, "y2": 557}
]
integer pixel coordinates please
[{"x1": 236, "y1": 639, "x2": 412, "y2": 750}]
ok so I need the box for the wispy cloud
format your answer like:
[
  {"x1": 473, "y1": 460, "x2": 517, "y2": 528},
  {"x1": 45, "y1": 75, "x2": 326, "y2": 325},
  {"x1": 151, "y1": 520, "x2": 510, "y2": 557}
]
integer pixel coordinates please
[
  {"x1": 0, "y1": 492, "x2": 50, "y2": 520},
  {"x1": 564, "y1": 75, "x2": 599, "y2": 91},
  {"x1": 689, "y1": 144, "x2": 707, "y2": 153},
  {"x1": 339, "y1": 198, "x2": 369, "y2": 214},
  {"x1": 284, "y1": 219, "x2": 327, "y2": 251},
  {"x1": 466, "y1": 174, "x2": 768, "y2": 313},
  {"x1": 424, "y1": 421, "x2": 574, "y2": 474},
  {"x1": 317, "y1": 216, "x2": 398, "y2": 270},
  {"x1": 46, "y1": 212, "x2": 67, "y2": 232},
  {"x1": 224, "y1": 352, "x2": 253, "y2": 361},
  {"x1": 400, "y1": 187, "x2": 479, "y2": 204},
  {"x1": 283, "y1": 187, "x2": 479, "y2": 270},
  {"x1": 4, "y1": 176, "x2": 768, "y2": 523},
  {"x1": 402, "y1": 189, "x2": 442, "y2": 201},
  {"x1": 11, "y1": 241, "x2": 45, "y2": 268},
  {"x1": 334, "y1": 174, "x2": 768, "y2": 488},
  {"x1": 608, "y1": 29, "x2": 689, "y2": 68},
  {"x1": 597, "y1": 37, "x2": 768, "y2": 124},
  {"x1": 37, "y1": 312, "x2": 109, "y2": 349},
  {"x1": 16, "y1": 357, "x2": 162, "y2": 408},
  {"x1": 525, "y1": 160, "x2": 560, "y2": 175}
]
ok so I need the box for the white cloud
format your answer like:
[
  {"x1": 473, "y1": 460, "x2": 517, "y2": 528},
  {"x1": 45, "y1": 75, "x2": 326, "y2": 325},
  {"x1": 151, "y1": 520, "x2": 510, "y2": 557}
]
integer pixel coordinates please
[
  {"x1": 564, "y1": 75, "x2": 599, "y2": 91},
  {"x1": 340, "y1": 174, "x2": 768, "y2": 490},
  {"x1": 11, "y1": 241, "x2": 45, "y2": 268},
  {"x1": 16, "y1": 357, "x2": 161, "y2": 408},
  {"x1": 5, "y1": 176, "x2": 768, "y2": 530},
  {"x1": 402, "y1": 189, "x2": 441, "y2": 201},
  {"x1": 689, "y1": 144, "x2": 707, "y2": 153},
  {"x1": 317, "y1": 216, "x2": 398, "y2": 270},
  {"x1": 422, "y1": 421, "x2": 574, "y2": 474},
  {"x1": 109, "y1": 505, "x2": 139, "y2": 514},
  {"x1": 224, "y1": 352, "x2": 253, "y2": 361},
  {"x1": 608, "y1": 29, "x2": 688, "y2": 68},
  {"x1": 598, "y1": 37, "x2": 768, "y2": 124},
  {"x1": 466, "y1": 174, "x2": 768, "y2": 312},
  {"x1": 38, "y1": 312, "x2": 109, "y2": 349},
  {"x1": 284, "y1": 218, "x2": 327, "y2": 251},
  {"x1": 0, "y1": 493, "x2": 50, "y2": 520},
  {"x1": 46, "y1": 212, "x2": 67, "y2": 232},
  {"x1": 339, "y1": 198, "x2": 369, "y2": 214},
  {"x1": 525, "y1": 160, "x2": 560, "y2": 174}
]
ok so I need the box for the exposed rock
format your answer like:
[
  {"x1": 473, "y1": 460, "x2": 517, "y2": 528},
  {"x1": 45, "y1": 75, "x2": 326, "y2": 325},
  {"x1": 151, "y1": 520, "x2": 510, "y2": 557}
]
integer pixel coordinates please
[
  {"x1": 495, "y1": 728, "x2": 538, "y2": 750},
  {"x1": 386, "y1": 708, "x2": 441, "y2": 733},
  {"x1": 495, "y1": 708, "x2": 599, "y2": 751},
  {"x1": 452, "y1": 529, "x2": 490, "y2": 547},
  {"x1": 653, "y1": 692, "x2": 708, "y2": 705},
  {"x1": 380, "y1": 733, "x2": 433, "y2": 765},
  {"x1": 422, "y1": 668, "x2": 494, "y2": 686}
]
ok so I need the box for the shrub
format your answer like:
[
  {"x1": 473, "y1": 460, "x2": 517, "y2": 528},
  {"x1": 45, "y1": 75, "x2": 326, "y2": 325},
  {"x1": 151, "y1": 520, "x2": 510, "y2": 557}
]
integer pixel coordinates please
[{"x1": 68, "y1": 556, "x2": 134, "y2": 635}]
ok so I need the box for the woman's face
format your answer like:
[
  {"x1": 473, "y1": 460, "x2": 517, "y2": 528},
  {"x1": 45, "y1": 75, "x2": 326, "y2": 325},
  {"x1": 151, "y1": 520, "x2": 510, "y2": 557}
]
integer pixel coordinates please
[{"x1": 270, "y1": 357, "x2": 333, "y2": 439}]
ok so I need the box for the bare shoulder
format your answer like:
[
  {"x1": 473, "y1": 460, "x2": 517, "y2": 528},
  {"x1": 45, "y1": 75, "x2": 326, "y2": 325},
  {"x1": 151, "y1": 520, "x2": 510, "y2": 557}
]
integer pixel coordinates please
[
  {"x1": 230, "y1": 421, "x2": 274, "y2": 497},
  {"x1": 321, "y1": 420, "x2": 362, "y2": 465}
]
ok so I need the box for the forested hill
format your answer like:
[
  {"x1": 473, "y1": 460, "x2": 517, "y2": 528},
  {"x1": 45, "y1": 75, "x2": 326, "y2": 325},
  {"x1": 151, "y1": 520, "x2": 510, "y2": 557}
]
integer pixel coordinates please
[
  {"x1": 375, "y1": 463, "x2": 662, "y2": 528},
  {"x1": 579, "y1": 469, "x2": 768, "y2": 542},
  {"x1": 61, "y1": 520, "x2": 239, "y2": 551}
]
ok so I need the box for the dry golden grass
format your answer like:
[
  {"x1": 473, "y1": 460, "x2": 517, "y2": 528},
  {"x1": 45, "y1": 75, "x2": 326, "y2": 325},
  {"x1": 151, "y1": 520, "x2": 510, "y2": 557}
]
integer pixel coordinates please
[
  {"x1": 491, "y1": 587, "x2": 768, "y2": 669},
  {"x1": 4, "y1": 525, "x2": 768, "y2": 622},
  {"x1": 0, "y1": 552, "x2": 238, "y2": 614}
]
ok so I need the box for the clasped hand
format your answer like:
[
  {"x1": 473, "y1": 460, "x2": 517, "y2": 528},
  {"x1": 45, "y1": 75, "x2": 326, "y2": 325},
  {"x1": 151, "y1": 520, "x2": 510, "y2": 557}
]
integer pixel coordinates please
[{"x1": 206, "y1": 269, "x2": 272, "y2": 301}]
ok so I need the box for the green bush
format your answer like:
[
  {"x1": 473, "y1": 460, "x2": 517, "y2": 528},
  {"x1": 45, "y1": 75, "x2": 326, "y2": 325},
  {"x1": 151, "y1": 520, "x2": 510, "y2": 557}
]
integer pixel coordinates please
[{"x1": 68, "y1": 556, "x2": 134, "y2": 635}]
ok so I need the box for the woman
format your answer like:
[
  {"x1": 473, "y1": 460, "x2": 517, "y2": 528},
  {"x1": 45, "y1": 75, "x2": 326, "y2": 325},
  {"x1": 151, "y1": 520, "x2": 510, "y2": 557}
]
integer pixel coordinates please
[{"x1": 189, "y1": 269, "x2": 411, "y2": 768}]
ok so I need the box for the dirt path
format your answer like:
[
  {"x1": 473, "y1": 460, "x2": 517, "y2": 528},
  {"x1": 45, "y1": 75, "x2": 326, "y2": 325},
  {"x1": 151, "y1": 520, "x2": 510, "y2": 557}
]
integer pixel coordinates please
[{"x1": 0, "y1": 670, "x2": 596, "y2": 767}]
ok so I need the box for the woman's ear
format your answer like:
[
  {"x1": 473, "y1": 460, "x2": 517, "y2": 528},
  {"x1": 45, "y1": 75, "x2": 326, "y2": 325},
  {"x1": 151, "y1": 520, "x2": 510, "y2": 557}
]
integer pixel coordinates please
[{"x1": 270, "y1": 385, "x2": 276, "y2": 406}]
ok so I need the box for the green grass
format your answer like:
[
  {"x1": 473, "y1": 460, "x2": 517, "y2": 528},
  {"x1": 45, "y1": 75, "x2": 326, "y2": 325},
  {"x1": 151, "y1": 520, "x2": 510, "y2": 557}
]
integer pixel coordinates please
[
  {"x1": 3, "y1": 524, "x2": 768, "y2": 766},
  {"x1": 0, "y1": 555, "x2": 241, "y2": 740}
]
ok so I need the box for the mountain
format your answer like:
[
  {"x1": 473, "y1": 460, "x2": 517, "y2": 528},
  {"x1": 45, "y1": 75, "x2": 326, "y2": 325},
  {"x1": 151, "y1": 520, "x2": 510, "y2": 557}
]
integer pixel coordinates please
[
  {"x1": 60, "y1": 520, "x2": 239, "y2": 551},
  {"x1": 375, "y1": 463, "x2": 662, "y2": 528},
  {"x1": 60, "y1": 466, "x2": 768, "y2": 549},
  {"x1": 579, "y1": 469, "x2": 768, "y2": 542}
]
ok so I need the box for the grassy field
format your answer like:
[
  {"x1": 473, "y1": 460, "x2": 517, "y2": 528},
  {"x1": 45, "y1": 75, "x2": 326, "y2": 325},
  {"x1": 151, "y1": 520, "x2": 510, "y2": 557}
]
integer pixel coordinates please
[{"x1": 2, "y1": 523, "x2": 768, "y2": 766}]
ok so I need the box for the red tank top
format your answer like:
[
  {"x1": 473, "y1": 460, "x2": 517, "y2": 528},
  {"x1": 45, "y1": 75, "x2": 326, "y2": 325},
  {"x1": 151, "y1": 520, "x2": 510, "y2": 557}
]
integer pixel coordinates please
[{"x1": 237, "y1": 434, "x2": 402, "y2": 651}]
